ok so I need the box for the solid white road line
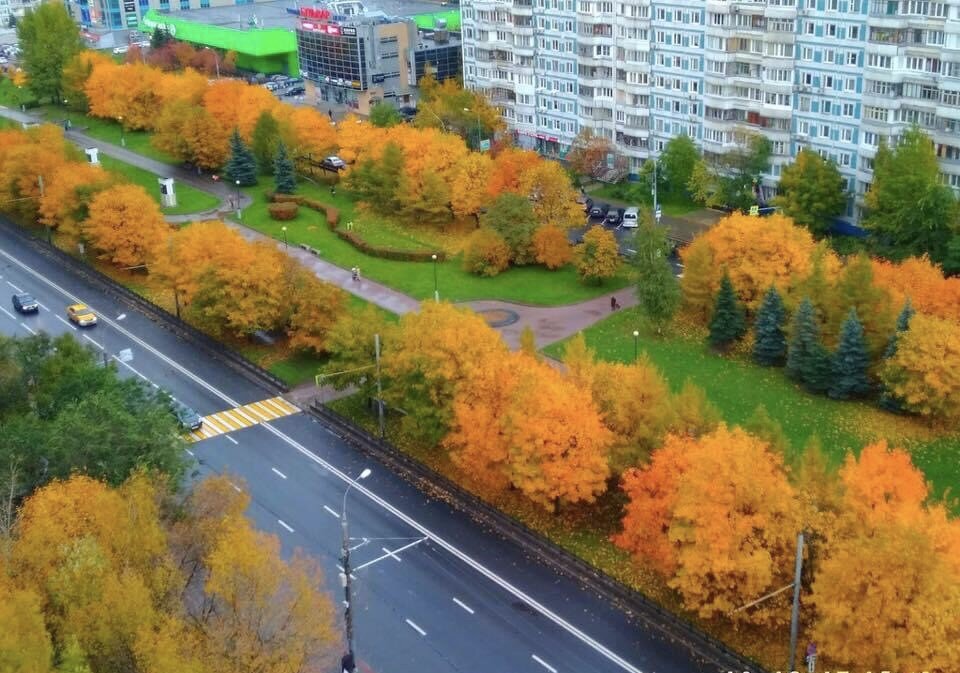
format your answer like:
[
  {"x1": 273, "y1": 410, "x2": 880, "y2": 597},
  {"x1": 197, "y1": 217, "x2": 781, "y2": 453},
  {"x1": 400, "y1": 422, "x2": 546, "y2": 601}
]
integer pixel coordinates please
[
  {"x1": 5, "y1": 280, "x2": 23, "y2": 292},
  {"x1": 83, "y1": 333, "x2": 104, "y2": 350},
  {"x1": 55, "y1": 314, "x2": 76, "y2": 330},
  {"x1": 0, "y1": 306, "x2": 16, "y2": 320},
  {"x1": 0, "y1": 246, "x2": 646, "y2": 673},
  {"x1": 38, "y1": 302, "x2": 49, "y2": 311},
  {"x1": 532, "y1": 654, "x2": 558, "y2": 673},
  {"x1": 271, "y1": 467, "x2": 287, "y2": 480},
  {"x1": 19, "y1": 322, "x2": 36, "y2": 335},
  {"x1": 323, "y1": 505, "x2": 340, "y2": 518},
  {"x1": 184, "y1": 448, "x2": 195, "y2": 457},
  {"x1": 225, "y1": 435, "x2": 239, "y2": 445},
  {"x1": 452, "y1": 598, "x2": 475, "y2": 615},
  {"x1": 405, "y1": 619, "x2": 426, "y2": 637},
  {"x1": 383, "y1": 546, "x2": 403, "y2": 562},
  {"x1": 277, "y1": 519, "x2": 295, "y2": 533}
]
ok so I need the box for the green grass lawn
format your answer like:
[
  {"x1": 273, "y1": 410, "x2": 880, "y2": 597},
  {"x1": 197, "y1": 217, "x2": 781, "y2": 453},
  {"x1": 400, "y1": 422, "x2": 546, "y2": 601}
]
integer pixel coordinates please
[
  {"x1": 239, "y1": 181, "x2": 634, "y2": 306},
  {"x1": 34, "y1": 105, "x2": 177, "y2": 164},
  {"x1": 98, "y1": 155, "x2": 220, "y2": 216},
  {"x1": 543, "y1": 306, "x2": 960, "y2": 501},
  {"x1": 588, "y1": 182, "x2": 698, "y2": 217}
]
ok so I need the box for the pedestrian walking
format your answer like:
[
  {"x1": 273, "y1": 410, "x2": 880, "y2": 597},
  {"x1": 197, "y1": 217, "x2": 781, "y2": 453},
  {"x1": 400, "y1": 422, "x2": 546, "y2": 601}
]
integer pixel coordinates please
[
  {"x1": 328, "y1": 108, "x2": 334, "y2": 121},
  {"x1": 351, "y1": 267, "x2": 358, "y2": 282},
  {"x1": 805, "y1": 642, "x2": 817, "y2": 673},
  {"x1": 610, "y1": 296, "x2": 617, "y2": 312},
  {"x1": 355, "y1": 267, "x2": 361, "y2": 283}
]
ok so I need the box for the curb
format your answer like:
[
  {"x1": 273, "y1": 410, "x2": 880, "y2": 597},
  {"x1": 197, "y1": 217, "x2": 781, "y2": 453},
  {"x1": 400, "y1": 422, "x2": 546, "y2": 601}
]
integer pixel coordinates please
[
  {"x1": 0, "y1": 219, "x2": 288, "y2": 394},
  {"x1": 309, "y1": 402, "x2": 770, "y2": 673}
]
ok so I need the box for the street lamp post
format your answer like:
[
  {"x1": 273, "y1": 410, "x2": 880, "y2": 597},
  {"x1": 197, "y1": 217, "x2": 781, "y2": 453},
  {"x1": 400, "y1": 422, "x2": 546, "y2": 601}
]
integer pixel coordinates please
[
  {"x1": 235, "y1": 179, "x2": 241, "y2": 220},
  {"x1": 281, "y1": 225, "x2": 288, "y2": 249},
  {"x1": 340, "y1": 467, "x2": 372, "y2": 673},
  {"x1": 431, "y1": 253, "x2": 439, "y2": 302},
  {"x1": 463, "y1": 106, "x2": 482, "y2": 149},
  {"x1": 118, "y1": 115, "x2": 125, "y2": 147},
  {"x1": 633, "y1": 330, "x2": 639, "y2": 361},
  {"x1": 205, "y1": 47, "x2": 221, "y2": 79},
  {"x1": 422, "y1": 104, "x2": 447, "y2": 132}
]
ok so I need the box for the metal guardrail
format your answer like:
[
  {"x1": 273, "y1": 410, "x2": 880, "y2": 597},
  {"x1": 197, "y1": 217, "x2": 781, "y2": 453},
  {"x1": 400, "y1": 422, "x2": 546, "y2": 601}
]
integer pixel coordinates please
[
  {"x1": 0, "y1": 220, "x2": 288, "y2": 394},
  {"x1": 309, "y1": 402, "x2": 770, "y2": 673}
]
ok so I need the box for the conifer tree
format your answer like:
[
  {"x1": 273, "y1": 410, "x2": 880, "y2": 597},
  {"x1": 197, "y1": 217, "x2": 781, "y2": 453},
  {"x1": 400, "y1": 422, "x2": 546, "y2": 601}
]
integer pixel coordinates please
[
  {"x1": 752, "y1": 286, "x2": 787, "y2": 366},
  {"x1": 224, "y1": 129, "x2": 258, "y2": 187},
  {"x1": 786, "y1": 297, "x2": 832, "y2": 393},
  {"x1": 829, "y1": 308, "x2": 872, "y2": 400},
  {"x1": 707, "y1": 272, "x2": 746, "y2": 350},
  {"x1": 273, "y1": 142, "x2": 296, "y2": 194},
  {"x1": 879, "y1": 299, "x2": 915, "y2": 411}
]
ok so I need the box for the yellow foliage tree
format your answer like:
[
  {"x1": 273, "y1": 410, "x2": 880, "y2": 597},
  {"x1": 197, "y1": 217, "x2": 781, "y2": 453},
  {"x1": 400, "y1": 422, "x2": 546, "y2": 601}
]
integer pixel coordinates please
[
  {"x1": 519, "y1": 160, "x2": 584, "y2": 230},
  {"x1": 880, "y1": 313, "x2": 960, "y2": 423},
  {"x1": 285, "y1": 266, "x2": 348, "y2": 355},
  {"x1": 38, "y1": 162, "x2": 113, "y2": 240},
  {"x1": 574, "y1": 225, "x2": 620, "y2": 283},
  {"x1": 82, "y1": 184, "x2": 169, "y2": 269},
  {"x1": 201, "y1": 79, "x2": 278, "y2": 140},
  {"x1": 0, "y1": 578, "x2": 53, "y2": 673},
  {"x1": 450, "y1": 151, "x2": 493, "y2": 220},
  {"x1": 382, "y1": 302, "x2": 509, "y2": 443},
  {"x1": 532, "y1": 225, "x2": 573, "y2": 269},
  {"x1": 872, "y1": 255, "x2": 960, "y2": 324}
]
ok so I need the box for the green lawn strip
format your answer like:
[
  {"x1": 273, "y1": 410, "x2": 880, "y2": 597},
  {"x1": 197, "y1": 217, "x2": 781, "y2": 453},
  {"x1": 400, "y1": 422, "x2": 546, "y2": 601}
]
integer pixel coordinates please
[
  {"x1": 98, "y1": 154, "x2": 220, "y2": 216},
  {"x1": 33, "y1": 104, "x2": 177, "y2": 164},
  {"x1": 542, "y1": 306, "x2": 960, "y2": 500},
  {"x1": 240, "y1": 182, "x2": 634, "y2": 306}
]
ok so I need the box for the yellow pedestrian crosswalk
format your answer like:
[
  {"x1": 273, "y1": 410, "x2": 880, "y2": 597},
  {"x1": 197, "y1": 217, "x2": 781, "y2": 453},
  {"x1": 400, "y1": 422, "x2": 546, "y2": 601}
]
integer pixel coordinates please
[{"x1": 186, "y1": 396, "x2": 301, "y2": 442}]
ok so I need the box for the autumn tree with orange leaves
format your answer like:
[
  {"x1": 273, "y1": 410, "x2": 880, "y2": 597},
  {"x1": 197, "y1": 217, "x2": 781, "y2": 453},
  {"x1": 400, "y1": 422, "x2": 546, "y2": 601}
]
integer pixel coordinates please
[
  {"x1": 809, "y1": 442, "x2": 960, "y2": 672},
  {"x1": 444, "y1": 351, "x2": 612, "y2": 510},
  {"x1": 82, "y1": 184, "x2": 169, "y2": 269},
  {"x1": 616, "y1": 425, "x2": 801, "y2": 626}
]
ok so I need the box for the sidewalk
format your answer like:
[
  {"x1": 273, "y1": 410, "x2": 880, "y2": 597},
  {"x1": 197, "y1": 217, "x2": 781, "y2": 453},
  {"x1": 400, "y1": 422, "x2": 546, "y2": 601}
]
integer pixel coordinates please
[{"x1": 0, "y1": 105, "x2": 640, "y2": 349}]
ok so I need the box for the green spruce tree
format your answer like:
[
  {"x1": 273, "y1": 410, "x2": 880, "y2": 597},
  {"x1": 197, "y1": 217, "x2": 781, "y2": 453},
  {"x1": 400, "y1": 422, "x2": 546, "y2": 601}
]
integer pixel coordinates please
[
  {"x1": 708, "y1": 272, "x2": 746, "y2": 350},
  {"x1": 829, "y1": 308, "x2": 872, "y2": 400},
  {"x1": 752, "y1": 286, "x2": 787, "y2": 366},
  {"x1": 273, "y1": 141, "x2": 296, "y2": 194},
  {"x1": 786, "y1": 297, "x2": 832, "y2": 394},
  {"x1": 879, "y1": 299, "x2": 915, "y2": 411},
  {"x1": 224, "y1": 129, "x2": 258, "y2": 187}
]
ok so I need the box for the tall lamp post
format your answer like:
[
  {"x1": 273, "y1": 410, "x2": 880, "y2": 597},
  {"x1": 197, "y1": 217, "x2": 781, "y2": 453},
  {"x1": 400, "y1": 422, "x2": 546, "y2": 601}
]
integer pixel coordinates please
[
  {"x1": 281, "y1": 225, "x2": 288, "y2": 249},
  {"x1": 633, "y1": 330, "x2": 639, "y2": 361},
  {"x1": 118, "y1": 115, "x2": 125, "y2": 147},
  {"x1": 431, "y1": 253, "x2": 439, "y2": 302},
  {"x1": 204, "y1": 47, "x2": 221, "y2": 79},
  {"x1": 235, "y1": 179, "x2": 241, "y2": 220},
  {"x1": 340, "y1": 467, "x2": 372, "y2": 673}
]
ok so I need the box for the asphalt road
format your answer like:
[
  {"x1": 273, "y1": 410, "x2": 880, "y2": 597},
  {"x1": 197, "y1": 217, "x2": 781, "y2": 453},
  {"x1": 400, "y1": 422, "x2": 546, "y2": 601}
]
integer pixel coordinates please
[{"x1": 0, "y1": 224, "x2": 727, "y2": 673}]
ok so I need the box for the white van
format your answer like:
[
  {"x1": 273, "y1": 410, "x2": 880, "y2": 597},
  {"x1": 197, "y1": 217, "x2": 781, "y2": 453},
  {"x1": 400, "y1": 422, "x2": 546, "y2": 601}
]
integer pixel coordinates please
[{"x1": 621, "y1": 207, "x2": 640, "y2": 227}]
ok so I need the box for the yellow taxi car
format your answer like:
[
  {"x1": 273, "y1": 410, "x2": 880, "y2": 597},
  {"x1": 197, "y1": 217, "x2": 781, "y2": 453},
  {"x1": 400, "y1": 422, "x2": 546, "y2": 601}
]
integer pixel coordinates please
[{"x1": 66, "y1": 303, "x2": 98, "y2": 327}]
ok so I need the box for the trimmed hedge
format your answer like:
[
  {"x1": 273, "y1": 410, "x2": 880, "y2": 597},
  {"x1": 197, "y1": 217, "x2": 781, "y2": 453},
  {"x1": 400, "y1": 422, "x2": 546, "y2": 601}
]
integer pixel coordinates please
[
  {"x1": 267, "y1": 193, "x2": 445, "y2": 263},
  {"x1": 267, "y1": 202, "x2": 299, "y2": 220}
]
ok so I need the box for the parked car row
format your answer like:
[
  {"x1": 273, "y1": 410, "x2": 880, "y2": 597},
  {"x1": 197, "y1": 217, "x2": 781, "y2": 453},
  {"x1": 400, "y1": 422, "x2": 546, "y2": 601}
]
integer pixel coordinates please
[{"x1": 585, "y1": 201, "x2": 641, "y2": 228}]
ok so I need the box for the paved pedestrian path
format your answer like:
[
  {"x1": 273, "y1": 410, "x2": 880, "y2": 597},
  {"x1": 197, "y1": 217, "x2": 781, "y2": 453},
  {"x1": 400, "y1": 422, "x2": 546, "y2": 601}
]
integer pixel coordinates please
[{"x1": 0, "y1": 106, "x2": 647, "y2": 350}]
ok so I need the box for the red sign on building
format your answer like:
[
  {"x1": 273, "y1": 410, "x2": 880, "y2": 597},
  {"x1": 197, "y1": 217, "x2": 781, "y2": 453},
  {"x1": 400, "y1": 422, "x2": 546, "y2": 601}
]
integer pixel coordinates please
[{"x1": 299, "y1": 7, "x2": 332, "y2": 20}]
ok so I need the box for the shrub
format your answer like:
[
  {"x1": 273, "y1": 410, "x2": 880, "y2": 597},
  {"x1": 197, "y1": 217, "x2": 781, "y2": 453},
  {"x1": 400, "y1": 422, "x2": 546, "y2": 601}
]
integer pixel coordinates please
[
  {"x1": 325, "y1": 206, "x2": 340, "y2": 227},
  {"x1": 533, "y1": 225, "x2": 573, "y2": 269},
  {"x1": 463, "y1": 228, "x2": 511, "y2": 277},
  {"x1": 268, "y1": 202, "x2": 299, "y2": 221}
]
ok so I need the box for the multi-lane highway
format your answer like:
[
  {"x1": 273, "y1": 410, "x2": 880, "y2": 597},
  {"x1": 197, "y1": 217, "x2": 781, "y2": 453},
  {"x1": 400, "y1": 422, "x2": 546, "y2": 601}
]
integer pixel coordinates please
[{"x1": 0, "y1": 221, "x2": 731, "y2": 673}]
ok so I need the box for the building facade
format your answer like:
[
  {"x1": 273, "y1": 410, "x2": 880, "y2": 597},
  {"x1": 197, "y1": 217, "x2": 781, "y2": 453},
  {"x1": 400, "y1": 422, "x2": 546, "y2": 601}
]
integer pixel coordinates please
[{"x1": 461, "y1": 0, "x2": 960, "y2": 221}]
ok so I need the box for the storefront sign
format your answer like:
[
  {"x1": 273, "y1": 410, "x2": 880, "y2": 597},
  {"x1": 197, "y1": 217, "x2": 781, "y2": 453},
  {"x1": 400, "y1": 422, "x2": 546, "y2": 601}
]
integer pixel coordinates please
[{"x1": 299, "y1": 7, "x2": 332, "y2": 19}]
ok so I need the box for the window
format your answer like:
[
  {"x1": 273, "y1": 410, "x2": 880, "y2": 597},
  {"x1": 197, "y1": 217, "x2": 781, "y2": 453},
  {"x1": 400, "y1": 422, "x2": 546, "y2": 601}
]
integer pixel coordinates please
[
  {"x1": 801, "y1": 46, "x2": 814, "y2": 61},
  {"x1": 847, "y1": 51, "x2": 858, "y2": 66},
  {"x1": 826, "y1": 24, "x2": 837, "y2": 37},
  {"x1": 868, "y1": 54, "x2": 892, "y2": 69},
  {"x1": 843, "y1": 102, "x2": 855, "y2": 117},
  {"x1": 842, "y1": 127, "x2": 854, "y2": 142},
  {"x1": 849, "y1": 26, "x2": 860, "y2": 40}
]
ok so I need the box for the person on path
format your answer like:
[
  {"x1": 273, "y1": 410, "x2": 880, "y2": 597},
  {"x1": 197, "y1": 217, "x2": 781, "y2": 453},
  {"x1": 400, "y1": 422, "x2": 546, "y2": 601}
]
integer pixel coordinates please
[
  {"x1": 611, "y1": 296, "x2": 617, "y2": 312},
  {"x1": 805, "y1": 642, "x2": 817, "y2": 673},
  {"x1": 355, "y1": 267, "x2": 361, "y2": 283},
  {"x1": 351, "y1": 267, "x2": 358, "y2": 282}
]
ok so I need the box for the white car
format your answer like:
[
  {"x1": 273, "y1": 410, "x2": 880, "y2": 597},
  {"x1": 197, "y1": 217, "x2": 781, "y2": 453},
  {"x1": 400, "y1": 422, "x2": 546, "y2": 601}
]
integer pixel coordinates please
[
  {"x1": 322, "y1": 156, "x2": 346, "y2": 170},
  {"x1": 621, "y1": 207, "x2": 640, "y2": 228}
]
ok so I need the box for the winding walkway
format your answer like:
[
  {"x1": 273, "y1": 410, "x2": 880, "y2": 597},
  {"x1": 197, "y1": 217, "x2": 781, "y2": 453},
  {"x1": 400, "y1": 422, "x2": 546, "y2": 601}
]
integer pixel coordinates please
[{"x1": 0, "y1": 105, "x2": 639, "y2": 348}]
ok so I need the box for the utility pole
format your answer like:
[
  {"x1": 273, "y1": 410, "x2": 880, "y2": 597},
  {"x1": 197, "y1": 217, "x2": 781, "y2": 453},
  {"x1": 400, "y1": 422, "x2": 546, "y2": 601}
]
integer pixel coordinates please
[
  {"x1": 339, "y1": 468, "x2": 371, "y2": 673},
  {"x1": 652, "y1": 157, "x2": 661, "y2": 225},
  {"x1": 788, "y1": 532, "x2": 805, "y2": 672},
  {"x1": 37, "y1": 175, "x2": 50, "y2": 243},
  {"x1": 374, "y1": 333, "x2": 385, "y2": 439}
]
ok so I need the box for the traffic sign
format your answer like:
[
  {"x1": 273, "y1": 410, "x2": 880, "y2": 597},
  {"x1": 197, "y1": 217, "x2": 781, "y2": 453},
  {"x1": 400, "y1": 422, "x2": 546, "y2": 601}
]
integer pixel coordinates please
[
  {"x1": 749, "y1": 205, "x2": 760, "y2": 216},
  {"x1": 655, "y1": 205, "x2": 662, "y2": 222}
]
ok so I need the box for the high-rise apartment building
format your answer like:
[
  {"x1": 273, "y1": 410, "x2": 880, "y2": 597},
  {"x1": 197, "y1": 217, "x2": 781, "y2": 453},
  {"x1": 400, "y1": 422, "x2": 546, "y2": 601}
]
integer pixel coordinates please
[{"x1": 461, "y1": 0, "x2": 960, "y2": 221}]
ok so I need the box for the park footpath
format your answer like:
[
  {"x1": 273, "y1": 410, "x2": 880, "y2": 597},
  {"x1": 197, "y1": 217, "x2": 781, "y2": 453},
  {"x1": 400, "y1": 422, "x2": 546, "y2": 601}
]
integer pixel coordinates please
[{"x1": 0, "y1": 105, "x2": 658, "y2": 399}]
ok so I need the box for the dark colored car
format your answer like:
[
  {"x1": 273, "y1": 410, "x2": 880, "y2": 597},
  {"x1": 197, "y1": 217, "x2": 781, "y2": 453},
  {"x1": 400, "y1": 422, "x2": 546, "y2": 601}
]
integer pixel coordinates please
[
  {"x1": 171, "y1": 400, "x2": 203, "y2": 432},
  {"x1": 398, "y1": 106, "x2": 418, "y2": 121},
  {"x1": 589, "y1": 203, "x2": 610, "y2": 220},
  {"x1": 284, "y1": 85, "x2": 306, "y2": 96},
  {"x1": 605, "y1": 208, "x2": 624, "y2": 226},
  {"x1": 12, "y1": 293, "x2": 39, "y2": 314}
]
